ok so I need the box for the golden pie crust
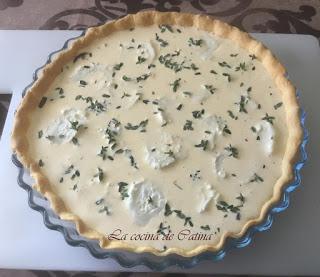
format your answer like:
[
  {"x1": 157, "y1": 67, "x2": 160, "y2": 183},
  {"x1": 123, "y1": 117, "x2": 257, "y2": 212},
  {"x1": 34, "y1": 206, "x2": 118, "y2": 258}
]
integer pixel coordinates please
[{"x1": 11, "y1": 11, "x2": 303, "y2": 257}]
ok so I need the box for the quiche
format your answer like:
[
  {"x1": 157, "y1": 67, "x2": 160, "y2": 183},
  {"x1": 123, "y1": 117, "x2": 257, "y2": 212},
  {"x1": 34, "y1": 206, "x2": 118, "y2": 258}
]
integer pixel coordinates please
[{"x1": 11, "y1": 11, "x2": 302, "y2": 257}]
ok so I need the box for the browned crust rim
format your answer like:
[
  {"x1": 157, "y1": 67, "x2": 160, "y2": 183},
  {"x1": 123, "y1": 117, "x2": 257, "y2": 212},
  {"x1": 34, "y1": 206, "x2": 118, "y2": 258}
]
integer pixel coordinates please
[{"x1": 11, "y1": 11, "x2": 303, "y2": 257}]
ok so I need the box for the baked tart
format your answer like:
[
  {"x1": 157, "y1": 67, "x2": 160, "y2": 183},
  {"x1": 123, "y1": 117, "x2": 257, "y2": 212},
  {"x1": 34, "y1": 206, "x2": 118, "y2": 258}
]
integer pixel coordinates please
[{"x1": 11, "y1": 11, "x2": 302, "y2": 257}]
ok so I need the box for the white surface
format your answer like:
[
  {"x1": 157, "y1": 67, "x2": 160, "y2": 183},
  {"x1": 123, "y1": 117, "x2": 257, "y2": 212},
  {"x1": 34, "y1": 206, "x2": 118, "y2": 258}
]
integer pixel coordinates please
[{"x1": 0, "y1": 31, "x2": 319, "y2": 274}]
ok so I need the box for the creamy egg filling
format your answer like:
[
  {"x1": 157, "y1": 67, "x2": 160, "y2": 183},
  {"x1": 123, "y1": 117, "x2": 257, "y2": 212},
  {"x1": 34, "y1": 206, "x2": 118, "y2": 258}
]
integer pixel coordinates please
[{"x1": 29, "y1": 24, "x2": 287, "y2": 251}]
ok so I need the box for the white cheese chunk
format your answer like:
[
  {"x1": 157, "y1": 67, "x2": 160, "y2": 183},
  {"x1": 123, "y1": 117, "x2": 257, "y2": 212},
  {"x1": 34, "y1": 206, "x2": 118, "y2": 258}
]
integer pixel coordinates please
[
  {"x1": 188, "y1": 35, "x2": 219, "y2": 61},
  {"x1": 240, "y1": 90, "x2": 259, "y2": 111},
  {"x1": 136, "y1": 41, "x2": 156, "y2": 63},
  {"x1": 72, "y1": 62, "x2": 115, "y2": 90},
  {"x1": 200, "y1": 115, "x2": 225, "y2": 150},
  {"x1": 127, "y1": 180, "x2": 165, "y2": 225},
  {"x1": 192, "y1": 86, "x2": 212, "y2": 103},
  {"x1": 45, "y1": 108, "x2": 86, "y2": 144},
  {"x1": 213, "y1": 153, "x2": 227, "y2": 179},
  {"x1": 200, "y1": 35, "x2": 220, "y2": 60},
  {"x1": 145, "y1": 147, "x2": 175, "y2": 169},
  {"x1": 152, "y1": 98, "x2": 170, "y2": 126},
  {"x1": 197, "y1": 183, "x2": 221, "y2": 213},
  {"x1": 144, "y1": 133, "x2": 182, "y2": 169},
  {"x1": 122, "y1": 90, "x2": 142, "y2": 109},
  {"x1": 253, "y1": 120, "x2": 275, "y2": 155}
]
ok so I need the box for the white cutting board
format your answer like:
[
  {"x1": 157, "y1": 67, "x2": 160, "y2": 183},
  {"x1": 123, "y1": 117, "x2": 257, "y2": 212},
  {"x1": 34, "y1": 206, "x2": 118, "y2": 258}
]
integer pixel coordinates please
[{"x1": 0, "y1": 31, "x2": 319, "y2": 275}]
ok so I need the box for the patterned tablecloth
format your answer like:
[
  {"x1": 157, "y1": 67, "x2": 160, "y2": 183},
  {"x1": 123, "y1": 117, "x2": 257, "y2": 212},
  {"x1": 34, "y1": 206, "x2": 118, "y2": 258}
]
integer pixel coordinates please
[{"x1": 0, "y1": 0, "x2": 319, "y2": 276}]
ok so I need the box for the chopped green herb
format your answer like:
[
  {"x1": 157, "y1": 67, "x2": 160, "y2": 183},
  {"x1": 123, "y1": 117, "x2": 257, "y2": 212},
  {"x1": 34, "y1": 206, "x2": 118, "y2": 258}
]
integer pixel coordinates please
[
  {"x1": 69, "y1": 120, "x2": 80, "y2": 131},
  {"x1": 224, "y1": 144, "x2": 239, "y2": 158},
  {"x1": 95, "y1": 198, "x2": 104, "y2": 205},
  {"x1": 98, "y1": 206, "x2": 110, "y2": 215},
  {"x1": 113, "y1": 62, "x2": 124, "y2": 71},
  {"x1": 125, "y1": 150, "x2": 138, "y2": 169},
  {"x1": 204, "y1": 85, "x2": 216, "y2": 94},
  {"x1": 158, "y1": 54, "x2": 183, "y2": 72},
  {"x1": 94, "y1": 167, "x2": 104, "y2": 182},
  {"x1": 38, "y1": 130, "x2": 43, "y2": 139},
  {"x1": 157, "y1": 222, "x2": 171, "y2": 236},
  {"x1": 121, "y1": 92, "x2": 131, "y2": 99},
  {"x1": 122, "y1": 75, "x2": 132, "y2": 82},
  {"x1": 118, "y1": 182, "x2": 129, "y2": 200},
  {"x1": 73, "y1": 52, "x2": 92, "y2": 63},
  {"x1": 155, "y1": 33, "x2": 168, "y2": 47},
  {"x1": 79, "y1": 80, "x2": 87, "y2": 86},
  {"x1": 249, "y1": 173, "x2": 264, "y2": 183},
  {"x1": 176, "y1": 104, "x2": 183, "y2": 110},
  {"x1": 98, "y1": 146, "x2": 108, "y2": 160},
  {"x1": 262, "y1": 113, "x2": 275, "y2": 125},
  {"x1": 124, "y1": 119, "x2": 148, "y2": 132},
  {"x1": 165, "y1": 203, "x2": 193, "y2": 227},
  {"x1": 184, "y1": 217, "x2": 193, "y2": 227},
  {"x1": 274, "y1": 102, "x2": 283, "y2": 110},
  {"x1": 223, "y1": 124, "x2": 232, "y2": 135},
  {"x1": 38, "y1": 159, "x2": 44, "y2": 167},
  {"x1": 222, "y1": 72, "x2": 231, "y2": 82},
  {"x1": 159, "y1": 24, "x2": 173, "y2": 33},
  {"x1": 190, "y1": 63, "x2": 199, "y2": 71},
  {"x1": 173, "y1": 181, "x2": 183, "y2": 190},
  {"x1": 71, "y1": 137, "x2": 79, "y2": 145},
  {"x1": 75, "y1": 95, "x2": 105, "y2": 114},
  {"x1": 183, "y1": 91, "x2": 192, "y2": 96},
  {"x1": 235, "y1": 62, "x2": 247, "y2": 71},
  {"x1": 165, "y1": 203, "x2": 173, "y2": 216},
  {"x1": 188, "y1": 37, "x2": 203, "y2": 47},
  {"x1": 38, "y1": 97, "x2": 47, "y2": 108},
  {"x1": 55, "y1": 87, "x2": 64, "y2": 97},
  {"x1": 115, "y1": 149, "x2": 124, "y2": 154},
  {"x1": 190, "y1": 170, "x2": 201, "y2": 181},
  {"x1": 136, "y1": 56, "x2": 146, "y2": 64},
  {"x1": 237, "y1": 95, "x2": 248, "y2": 113},
  {"x1": 194, "y1": 140, "x2": 209, "y2": 151},
  {"x1": 227, "y1": 110, "x2": 238, "y2": 120},
  {"x1": 170, "y1": 78, "x2": 181, "y2": 92},
  {"x1": 183, "y1": 120, "x2": 194, "y2": 131},
  {"x1": 218, "y1": 61, "x2": 231, "y2": 68},
  {"x1": 64, "y1": 165, "x2": 74, "y2": 174},
  {"x1": 64, "y1": 165, "x2": 80, "y2": 181},
  {"x1": 159, "y1": 50, "x2": 198, "y2": 73},
  {"x1": 236, "y1": 193, "x2": 245, "y2": 206},
  {"x1": 136, "y1": 73, "x2": 150, "y2": 82},
  {"x1": 216, "y1": 200, "x2": 240, "y2": 213},
  {"x1": 192, "y1": 109, "x2": 205, "y2": 119},
  {"x1": 200, "y1": 225, "x2": 210, "y2": 231}
]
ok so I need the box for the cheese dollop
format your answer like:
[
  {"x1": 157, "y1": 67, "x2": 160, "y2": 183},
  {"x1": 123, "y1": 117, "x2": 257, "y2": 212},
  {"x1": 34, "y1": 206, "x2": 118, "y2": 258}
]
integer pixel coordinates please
[
  {"x1": 127, "y1": 180, "x2": 165, "y2": 225},
  {"x1": 45, "y1": 108, "x2": 86, "y2": 144}
]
